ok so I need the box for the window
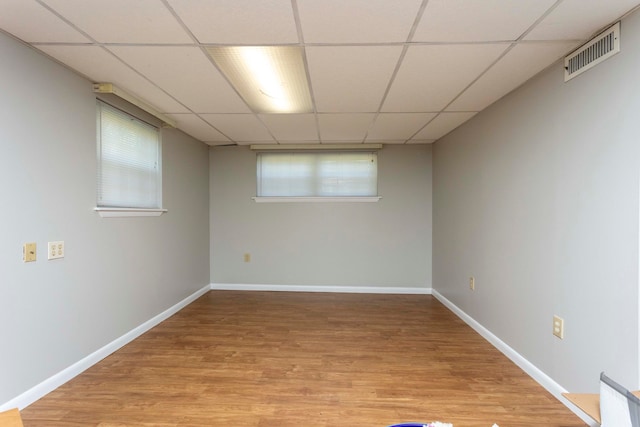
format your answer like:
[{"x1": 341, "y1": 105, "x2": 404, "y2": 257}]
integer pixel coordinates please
[
  {"x1": 96, "y1": 101, "x2": 164, "y2": 216},
  {"x1": 256, "y1": 151, "x2": 378, "y2": 200}
]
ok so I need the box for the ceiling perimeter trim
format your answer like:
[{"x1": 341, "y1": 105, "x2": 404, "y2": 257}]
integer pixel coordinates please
[{"x1": 250, "y1": 143, "x2": 383, "y2": 151}]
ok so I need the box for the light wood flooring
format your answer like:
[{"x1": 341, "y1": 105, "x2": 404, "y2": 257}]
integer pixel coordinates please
[{"x1": 20, "y1": 291, "x2": 586, "y2": 426}]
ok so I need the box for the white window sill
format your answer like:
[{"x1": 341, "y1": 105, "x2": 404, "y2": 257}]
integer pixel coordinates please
[
  {"x1": 94, "y1": 207, "x2": 168, "y2": 217},
  {"x1": 252, "y1": 197, "x2": 382, "y2": 203}
]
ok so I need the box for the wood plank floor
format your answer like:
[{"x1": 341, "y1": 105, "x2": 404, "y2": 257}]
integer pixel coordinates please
[{"x1": 20, "y1": 291, "x2": 585, "y2": 427}]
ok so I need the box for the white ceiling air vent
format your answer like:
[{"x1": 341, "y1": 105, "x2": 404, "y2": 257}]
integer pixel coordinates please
[{"x1": 564, "y1": 22, "x2": 620, "y2": 82}]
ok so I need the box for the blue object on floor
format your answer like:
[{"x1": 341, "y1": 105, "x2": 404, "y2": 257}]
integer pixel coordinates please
[{"x1": 387, "y1": 424, "x2": 428, "y2": 427}]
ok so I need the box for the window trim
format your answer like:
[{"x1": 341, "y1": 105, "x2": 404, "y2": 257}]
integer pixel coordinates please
[
  {"x1": 252, "y1": 196, "x2": 381, "y2": 203},
  {"x1": 255, "y1": 150, "x2": 379, "y2": 199},
  {"x1": 94, "y1": 207, "x2": 168, "y2": 218},
  {"x1": 250, "y1": 143, "x2": 382, "y2": 151},
  {"x1": 95, "y1": 99, "x2": 166, "y2": 217}
]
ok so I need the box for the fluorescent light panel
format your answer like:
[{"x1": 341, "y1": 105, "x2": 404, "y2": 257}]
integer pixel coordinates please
[{"x1": 207, "y1": 46, "x2": 313, "y2": 114}]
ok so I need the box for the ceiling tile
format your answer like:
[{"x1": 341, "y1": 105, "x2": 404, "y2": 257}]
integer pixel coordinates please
[
  {"x1": 366, "y1": 113, "x2": 437, "y2": 141},
  {"x1": 165, "y1": 113, "x2": 230, "y2": 144},
  {"x1": 297, "y1": 0, "x2": 423, "y2": 43},
  {"x1": 168, "y1": 0, "x2": 298, "y2": 44},
  {"x1": 448, "y1": 42, "x2": 578, "y2": 111},
  {"x1": 107, "y1": 46, "x2": 250, "y2": 114},
  {"x1": 307, "y1": 46, "x2": 403, "y2": 113},
  {"x1": 201, "y1": 114, "x2": 274, "y2": 142},
  {"x1": 259, "y1": 114, "x2": 318, "y2": 142},
  {"x1": 413, "y1": 0, "x2": 556, "y2": 42},
  {"x1": 43, "y1": 0, "x2": 192, "y2": 43},
  {"x1": 317, "y1": 114, "x2": 375, "y2": 141},
  {"x1": 525, "y1": 0, "x2": 639, "y2": 40},
  {"x1": 37, "y1": 45, "x2": 188, "y2": 114},
  {"x1": 412, "y1": 112, "x2": 477, "y2": 140},
  {"x1": 382, "y1": 44, "x2": 508, "y2": 112},
  {"x1": 0, "y1": 0, "x2": 90, "y2": 43}
]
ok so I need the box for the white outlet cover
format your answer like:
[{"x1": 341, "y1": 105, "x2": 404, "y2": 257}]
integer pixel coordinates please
[
  {"x1": 553, "y1": 315, "x2": 564, "y2": 339},
  {"x1": 48, "y1": 241, "x2": 64, "y2": 260}
]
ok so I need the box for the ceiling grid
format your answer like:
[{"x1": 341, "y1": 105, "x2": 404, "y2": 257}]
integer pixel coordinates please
[{"x1": 0, "y1": 0, "x2": 638, "y2": 145}]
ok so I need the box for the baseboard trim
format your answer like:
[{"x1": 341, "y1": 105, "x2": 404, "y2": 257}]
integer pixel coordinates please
[
  {"x1": 210, "y1": 283, "x2": 432, "y2": 294},
  {"x1": 431, "y1": 290, "x2": 597, "y2": 427},
  {"x1": 0, "y1": 283, "x2": 211, "y2": 412}
]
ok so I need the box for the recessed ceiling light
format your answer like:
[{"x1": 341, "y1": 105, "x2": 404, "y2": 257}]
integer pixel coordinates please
[{"x1": 207, "y1": 46, "x2": 313, "y2": 114}]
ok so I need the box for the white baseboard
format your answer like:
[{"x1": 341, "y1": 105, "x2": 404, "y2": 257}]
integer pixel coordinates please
[
  {"x1": 0, "y1": 283, "x2": 211, "y2": 412},
  {"x1": 431, "y1": 290, "x2": 598, "y2": 427},
  {"x1": 210, "y1": 283, "x2": 432, "y2": 294}
]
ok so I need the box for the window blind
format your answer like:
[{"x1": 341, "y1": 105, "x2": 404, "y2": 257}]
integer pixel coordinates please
[
  {"x1": 257, "y1": 151, "x2": 377, "y2": 197},
  {"x1": 96, "y1": 101, "x2": 161, "y2": 209}
]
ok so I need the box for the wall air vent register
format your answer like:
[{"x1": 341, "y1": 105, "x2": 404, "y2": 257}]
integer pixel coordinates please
[{"x1": 564, "y1": 22, "x2": 620, "y2": 82}]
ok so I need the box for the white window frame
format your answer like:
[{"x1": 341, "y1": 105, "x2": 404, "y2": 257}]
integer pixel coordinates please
[
  {"x1": 94, "y1": 100, "x2": 166, "y2": 217},
  {"x1": 253, "y1": 150, "x2": 381, "y2": 203}
]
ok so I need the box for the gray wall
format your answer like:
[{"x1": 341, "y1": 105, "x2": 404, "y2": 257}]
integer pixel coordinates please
[
  {"x1": 433, "y1": 12, "x2": 640, "y2": 391},
  {"x1": 210, "y1": 145, "x2": 432, "y2": 288},
  {"x1": 6, "y1": 2, "x2": 637, "y2": 406},
  {"x1": 0, "y1": 33, "x2": 210, "y2": 404}
]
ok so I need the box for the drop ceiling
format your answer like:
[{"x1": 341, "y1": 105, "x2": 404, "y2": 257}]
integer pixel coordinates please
[{"x1": 0, "y1": 0, "x2": 638, "y2": 146}]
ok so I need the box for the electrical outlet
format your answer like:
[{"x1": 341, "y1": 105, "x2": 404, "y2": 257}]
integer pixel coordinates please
[
  {"x1": 553, "y1": 315, "x2": 564, "y2": 339},
  {"x1": 23, "y1": 242, "x2": 36, "y2": 262},
  {"x1": 48, "y1": 241, "x2": 64, "y2": 260},
  {"x1": 243, "y1": 253, "x2": 251, "y2": 263},
  {"x1": 469, "y1": 276, "x2": 475, "y2": 290}
]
